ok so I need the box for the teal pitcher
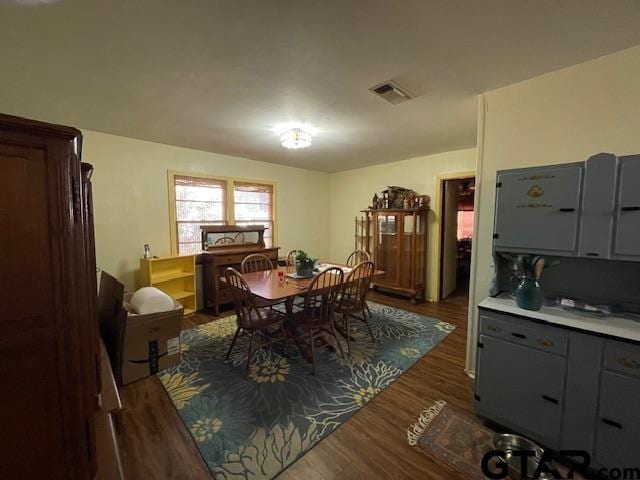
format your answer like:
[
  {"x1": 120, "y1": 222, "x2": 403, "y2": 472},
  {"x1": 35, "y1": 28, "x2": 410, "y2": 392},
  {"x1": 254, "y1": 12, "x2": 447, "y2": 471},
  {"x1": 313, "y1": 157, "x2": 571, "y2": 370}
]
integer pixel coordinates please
[{"x1": 515, "y1": 256, "x2": 544, "y2": 311}]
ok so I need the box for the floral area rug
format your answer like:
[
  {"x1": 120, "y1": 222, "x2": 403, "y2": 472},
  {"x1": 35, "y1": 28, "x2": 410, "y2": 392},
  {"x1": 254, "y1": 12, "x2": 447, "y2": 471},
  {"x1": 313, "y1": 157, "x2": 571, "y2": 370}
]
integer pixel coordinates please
[{"x1": 159, "y1": 301, "x2": 454, "y2": 479}]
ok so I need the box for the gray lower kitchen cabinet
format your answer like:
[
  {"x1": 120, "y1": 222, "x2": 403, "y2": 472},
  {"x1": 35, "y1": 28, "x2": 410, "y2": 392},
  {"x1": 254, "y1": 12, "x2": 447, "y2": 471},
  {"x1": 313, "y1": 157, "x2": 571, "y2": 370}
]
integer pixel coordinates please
[
  {"x1": 613, "y1": 154, "x2": 640, "y2": 259},
  {"x1": 493, "y1": 164, "x2": 583, "y2": 253},
  {"x1": 477, "y1": 307, "x2": 640, "y2": 469},
  {"x1": 475, "y1": 334, "x2": 566, "y2": 448},
  {"x1": 594, "y1": 371, "x2": 640, "y2": 468}
]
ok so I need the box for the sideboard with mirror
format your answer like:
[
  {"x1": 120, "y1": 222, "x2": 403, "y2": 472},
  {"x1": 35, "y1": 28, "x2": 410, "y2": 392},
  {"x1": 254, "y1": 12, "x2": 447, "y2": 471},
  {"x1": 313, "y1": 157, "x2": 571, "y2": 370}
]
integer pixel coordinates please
[{"x1": 200, "y1": 225, "x2": 279, "y2": 315}]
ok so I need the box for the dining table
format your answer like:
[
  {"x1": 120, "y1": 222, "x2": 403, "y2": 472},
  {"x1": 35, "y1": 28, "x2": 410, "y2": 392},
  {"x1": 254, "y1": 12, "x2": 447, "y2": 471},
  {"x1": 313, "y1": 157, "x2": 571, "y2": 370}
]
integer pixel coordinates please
[
  {"x1": 240, "y1": 262, "x2": 383, "y2": 313},
  {"x1": 237, "y1": 262, "x2": 384, "y2": 361}
]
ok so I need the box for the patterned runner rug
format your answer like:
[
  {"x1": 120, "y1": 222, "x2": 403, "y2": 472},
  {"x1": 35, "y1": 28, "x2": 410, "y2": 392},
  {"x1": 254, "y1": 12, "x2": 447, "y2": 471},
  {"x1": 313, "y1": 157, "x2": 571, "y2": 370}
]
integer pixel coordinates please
[
  {"x1": 159, "y1": 301, "x2": 454, "y2": 479},
  {"x1": 407, "y1": 401, "x2": 494, "y2": 479}
]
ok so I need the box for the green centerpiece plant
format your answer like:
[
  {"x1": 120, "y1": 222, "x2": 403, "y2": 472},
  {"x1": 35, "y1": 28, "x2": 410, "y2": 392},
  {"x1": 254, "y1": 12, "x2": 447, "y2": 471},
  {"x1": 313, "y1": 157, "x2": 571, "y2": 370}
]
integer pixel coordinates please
[{"x1": 295, "y1": 250, "x2": 317, "y2": 277}]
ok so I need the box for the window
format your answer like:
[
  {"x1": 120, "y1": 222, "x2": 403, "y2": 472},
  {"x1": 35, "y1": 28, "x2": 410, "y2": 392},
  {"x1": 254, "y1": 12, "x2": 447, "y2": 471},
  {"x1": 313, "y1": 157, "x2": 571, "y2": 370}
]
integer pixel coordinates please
[
  {"x1": 174, "y1": 175, "x2": 227, "y2": 254},
  {"x1": 234, "y1": 182, "x2": 274, "y2": 247},
  {"x1": 169, "y1": 172, "x2": 276, "y2": 254}
]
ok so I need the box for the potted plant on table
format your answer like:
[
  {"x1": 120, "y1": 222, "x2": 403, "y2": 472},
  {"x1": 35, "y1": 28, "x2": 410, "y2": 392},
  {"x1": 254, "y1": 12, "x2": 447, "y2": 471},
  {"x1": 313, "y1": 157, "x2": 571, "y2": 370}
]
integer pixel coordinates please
[{"x1": 295, "y1": 250, "x2": 317, "y2": 277}]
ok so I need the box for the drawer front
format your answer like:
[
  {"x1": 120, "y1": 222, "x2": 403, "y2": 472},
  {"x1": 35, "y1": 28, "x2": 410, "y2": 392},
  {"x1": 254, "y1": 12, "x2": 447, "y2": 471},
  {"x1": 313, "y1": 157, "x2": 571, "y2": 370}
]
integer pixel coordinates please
[
  {"x1": 216, "y1": 250, "x2": 278, "y2": 266},
  {"x1": 217, "y1": 253, "x2": 246, "y2": 266},
  {"x1": 480, "y1": 309, "x2": 568, "y2": 356},
  {"x1": 603, "y1": 338, "x2": 640, "y2": 378}
]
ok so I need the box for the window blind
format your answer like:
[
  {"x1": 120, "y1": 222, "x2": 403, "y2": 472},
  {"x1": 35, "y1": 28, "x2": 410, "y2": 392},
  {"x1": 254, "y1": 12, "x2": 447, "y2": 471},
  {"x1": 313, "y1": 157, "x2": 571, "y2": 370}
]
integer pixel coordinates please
[
  {"x1": 233, "y1": 182, "x2": 274, "y2": 247},
  {"x1": 174, "y1": 175, "x2": 227, "y2": 254}
]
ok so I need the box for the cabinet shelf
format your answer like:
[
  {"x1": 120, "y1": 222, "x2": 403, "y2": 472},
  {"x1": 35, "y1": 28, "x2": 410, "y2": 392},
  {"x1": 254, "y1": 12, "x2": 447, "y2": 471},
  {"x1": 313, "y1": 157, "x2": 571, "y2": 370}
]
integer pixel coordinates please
[
  {"x1": 170, "y1": 291, "x2": 195, "y2": 301},
  {"x1": 140, "y1": 255, "x2": 197, "y2": 316},
  {"x1": 150, "y1": 270, "x2": 194, "y2": 284}
]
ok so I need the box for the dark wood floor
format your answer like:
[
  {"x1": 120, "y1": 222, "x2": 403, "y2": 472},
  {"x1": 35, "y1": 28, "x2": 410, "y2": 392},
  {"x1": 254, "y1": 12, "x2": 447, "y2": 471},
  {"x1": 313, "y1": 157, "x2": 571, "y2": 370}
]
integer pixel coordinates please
[{"x1": 115, "y1": 290, "x2": 473, "y2": 480}]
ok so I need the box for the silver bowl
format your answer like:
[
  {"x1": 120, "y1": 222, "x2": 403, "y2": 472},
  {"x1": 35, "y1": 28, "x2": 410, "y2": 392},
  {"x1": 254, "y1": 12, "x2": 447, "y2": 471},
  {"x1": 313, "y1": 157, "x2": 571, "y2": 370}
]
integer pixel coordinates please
[{"x1": 492, "y1": 433, "x2": 550, "y2": 480}]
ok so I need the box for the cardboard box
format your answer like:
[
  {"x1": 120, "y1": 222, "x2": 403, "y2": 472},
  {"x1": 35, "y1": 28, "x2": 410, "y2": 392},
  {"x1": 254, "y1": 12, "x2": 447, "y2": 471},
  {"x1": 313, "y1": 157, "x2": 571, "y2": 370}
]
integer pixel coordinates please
[{"x1": 120, "y1": 293, "x2": 183, "y2": 385}]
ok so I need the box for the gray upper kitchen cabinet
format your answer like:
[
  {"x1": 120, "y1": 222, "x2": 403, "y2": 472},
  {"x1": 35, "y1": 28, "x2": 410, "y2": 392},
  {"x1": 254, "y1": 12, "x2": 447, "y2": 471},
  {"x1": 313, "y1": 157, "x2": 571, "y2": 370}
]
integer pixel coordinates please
[
  {"x1": 493, "y1": 164, "x2": 583, "y2": 253},
  {"x1": 613, "y1": 154, "x2": 640, "y2": 259},
  {"x1": 475, "y1": 334, "x2": 566, "y2": 448},
  {"x1": 578, "y1": 153, "x2": 617, "y2": 259}
]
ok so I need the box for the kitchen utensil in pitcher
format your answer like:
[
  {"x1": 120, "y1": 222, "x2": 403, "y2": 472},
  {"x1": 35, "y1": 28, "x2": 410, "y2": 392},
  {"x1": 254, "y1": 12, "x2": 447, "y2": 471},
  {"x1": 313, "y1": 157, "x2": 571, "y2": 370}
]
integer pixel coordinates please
[{"x1": 515, "y1": 256, "x2": 544, "y2": 311}]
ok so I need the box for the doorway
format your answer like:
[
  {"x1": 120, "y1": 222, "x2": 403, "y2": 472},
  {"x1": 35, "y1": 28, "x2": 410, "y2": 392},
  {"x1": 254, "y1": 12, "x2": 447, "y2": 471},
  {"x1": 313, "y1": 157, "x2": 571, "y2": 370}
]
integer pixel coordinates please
[{"x1": 439, "y1": 176, "x2": 475, "y2": 300}]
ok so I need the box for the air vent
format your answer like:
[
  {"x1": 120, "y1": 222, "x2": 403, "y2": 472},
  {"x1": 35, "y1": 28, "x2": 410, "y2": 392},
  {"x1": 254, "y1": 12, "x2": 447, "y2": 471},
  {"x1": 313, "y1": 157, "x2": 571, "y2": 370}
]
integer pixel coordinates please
[{"x1": 369, "y1": 81, "x2": 414, "y2": 105}]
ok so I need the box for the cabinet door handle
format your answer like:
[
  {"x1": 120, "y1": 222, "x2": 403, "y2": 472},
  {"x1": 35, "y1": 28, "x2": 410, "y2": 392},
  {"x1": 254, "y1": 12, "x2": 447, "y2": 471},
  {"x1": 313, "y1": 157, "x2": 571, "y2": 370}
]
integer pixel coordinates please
[
  {"x1": 621, "y1": 206, "x2": 640, "y2": 212},
  {"x1": 617, "y1": 357, "x2": 639, "y2": 369},
  {"x1": 541, "y1": 395, "x2": 559, "y2": 405},
  {"x1": 511, "y1": 332, "x2": 527, "y2": 339},
  {"x1": 558, "y1": 208, "x2": 576, "y2": 212},
  {"x1": 601, "y1": 418, "x2": 623, "y2": 429}
]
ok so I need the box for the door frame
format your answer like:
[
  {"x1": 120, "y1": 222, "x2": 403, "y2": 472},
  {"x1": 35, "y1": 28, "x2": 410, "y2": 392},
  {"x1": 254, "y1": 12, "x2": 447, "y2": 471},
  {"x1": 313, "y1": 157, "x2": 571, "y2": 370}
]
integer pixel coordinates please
[{"x1": 434, "y1": 171, "x2": 476, "y2": 302}]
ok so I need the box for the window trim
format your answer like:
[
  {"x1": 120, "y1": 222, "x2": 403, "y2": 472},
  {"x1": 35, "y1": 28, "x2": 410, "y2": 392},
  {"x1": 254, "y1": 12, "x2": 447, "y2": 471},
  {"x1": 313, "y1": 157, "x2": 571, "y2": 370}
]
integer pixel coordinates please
[{"x1": 167, "y1": 170, "x2": 278, "y2": 255}]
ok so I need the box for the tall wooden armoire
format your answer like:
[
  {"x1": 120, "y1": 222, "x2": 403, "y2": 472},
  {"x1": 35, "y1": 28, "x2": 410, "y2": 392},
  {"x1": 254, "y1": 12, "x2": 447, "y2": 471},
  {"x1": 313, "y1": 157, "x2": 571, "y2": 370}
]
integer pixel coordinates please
[
  {"x1": 358, "y1": 208, "x2": 429, "y2": 303},
  {"x1": 0, "y1": 114, "x2": 100, "y2": 479}
]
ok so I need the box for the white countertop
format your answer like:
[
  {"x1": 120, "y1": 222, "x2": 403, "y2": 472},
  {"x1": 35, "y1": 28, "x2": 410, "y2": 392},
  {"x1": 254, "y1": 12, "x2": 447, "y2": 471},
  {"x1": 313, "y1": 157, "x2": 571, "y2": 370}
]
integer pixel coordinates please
[{"x1": 479, "y1": 295, "x2": 640, "y2": 342}]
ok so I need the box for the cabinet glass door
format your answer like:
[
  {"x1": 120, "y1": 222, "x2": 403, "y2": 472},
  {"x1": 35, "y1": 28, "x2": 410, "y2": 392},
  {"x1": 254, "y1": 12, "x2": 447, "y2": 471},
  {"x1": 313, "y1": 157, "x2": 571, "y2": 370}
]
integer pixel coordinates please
[
  {"x1": 376, "y1": 214, "x2": 398, "y2": 285},
  {"x1": 494, "y1": 166, "x2": 582, "y2": 252}
]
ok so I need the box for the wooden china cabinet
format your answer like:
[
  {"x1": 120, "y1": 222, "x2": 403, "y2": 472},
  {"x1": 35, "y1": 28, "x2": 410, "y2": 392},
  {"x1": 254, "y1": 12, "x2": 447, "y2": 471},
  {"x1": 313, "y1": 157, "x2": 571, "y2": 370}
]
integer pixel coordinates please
[
  {"x1": 358, "y1": 208, "x2": 428, "y2": 303},
  {"x1": 0, "y1": 114, "x2": 100, "y2": 479}
]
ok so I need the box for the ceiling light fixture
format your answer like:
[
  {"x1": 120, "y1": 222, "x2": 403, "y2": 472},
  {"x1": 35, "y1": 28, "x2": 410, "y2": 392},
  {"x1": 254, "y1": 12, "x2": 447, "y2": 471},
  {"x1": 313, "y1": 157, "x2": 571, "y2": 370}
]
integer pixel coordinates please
[
  {"x1": 280, "y1": 128, "x2": 312, "y2": 149},
  {"x1": 273, "y1": 122, "x2": 316, "y2": 150}
]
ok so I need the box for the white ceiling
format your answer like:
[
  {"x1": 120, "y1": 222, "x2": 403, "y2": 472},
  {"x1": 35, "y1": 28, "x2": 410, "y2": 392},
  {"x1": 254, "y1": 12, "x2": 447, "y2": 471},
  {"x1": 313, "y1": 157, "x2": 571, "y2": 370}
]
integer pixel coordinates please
[{"x1": 1, "y1": 1, "x2": 640, "y2": 172}]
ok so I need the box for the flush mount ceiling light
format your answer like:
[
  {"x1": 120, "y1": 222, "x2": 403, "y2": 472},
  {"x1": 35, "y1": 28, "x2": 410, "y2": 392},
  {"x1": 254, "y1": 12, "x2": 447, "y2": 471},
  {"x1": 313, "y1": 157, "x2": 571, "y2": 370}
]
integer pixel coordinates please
[
  {"x1": 273, "y1": 122, "x2": 316, "y2": 150},
  {"x1": 280, "y1": 128, "x2": 312, "y2": 149}
]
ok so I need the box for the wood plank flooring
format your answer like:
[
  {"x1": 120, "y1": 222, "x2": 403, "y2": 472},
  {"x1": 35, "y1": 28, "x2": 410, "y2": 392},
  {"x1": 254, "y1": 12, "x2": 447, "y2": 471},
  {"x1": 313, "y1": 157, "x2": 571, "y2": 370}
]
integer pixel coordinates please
[{"x1": 115, "y1": 291, "x2": 473, "y2": 480}]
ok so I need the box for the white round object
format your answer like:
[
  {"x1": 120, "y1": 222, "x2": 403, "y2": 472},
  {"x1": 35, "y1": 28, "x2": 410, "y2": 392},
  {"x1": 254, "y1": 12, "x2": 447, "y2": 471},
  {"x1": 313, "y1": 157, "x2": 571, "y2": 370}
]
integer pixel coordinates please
[{"x1": 130, "y1": 287, "x2": 174, "y2": 314}]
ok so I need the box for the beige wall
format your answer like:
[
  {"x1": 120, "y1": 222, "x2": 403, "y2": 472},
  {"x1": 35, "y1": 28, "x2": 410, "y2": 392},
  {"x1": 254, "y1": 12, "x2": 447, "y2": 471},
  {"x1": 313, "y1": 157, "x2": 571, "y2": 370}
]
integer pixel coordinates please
[
  {"x1": 84, "y1": 131, "x2": 330, "y2": 290},
  {"x1": 467, "y1": 45, "x2": 640, "y2": 373},
  {"x1": 328, "y1": 148, "x2": 477, "y2": 301}
]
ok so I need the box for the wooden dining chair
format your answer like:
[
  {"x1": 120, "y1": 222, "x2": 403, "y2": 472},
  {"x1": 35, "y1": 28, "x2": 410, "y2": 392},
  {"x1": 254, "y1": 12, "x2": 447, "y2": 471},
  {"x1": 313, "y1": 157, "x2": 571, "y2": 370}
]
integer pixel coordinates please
[
  {"x1": 335, "y1": 261, "x2": 375, "y2": 355},
  {"x1": 224, "y1": 267, "x2": 289, "y2": 376},
  {"x1": 285, "y1": 249, "x2": 299, "y2": 269},
  {"x1": 215, "y1": 236, "x2": 235, "y2": 245},
  {"x1": 240, "y1": 253, "x2": 282, "y2": 309},
  {"x1": 345, "y1": 250, "x2": 374, "y2": 320},
  {"x1": 346, "y1": 249, "x2": 371, "y2": 267},
  {"x1": 286, "y1": 267, "x2": 345, "y2": 374},
  {"x1": 233, "y1": 232, "x2": 246, "y2": 244},
  {"x1": 241, "y1": 253, "x2": 274, "y2": 274}
]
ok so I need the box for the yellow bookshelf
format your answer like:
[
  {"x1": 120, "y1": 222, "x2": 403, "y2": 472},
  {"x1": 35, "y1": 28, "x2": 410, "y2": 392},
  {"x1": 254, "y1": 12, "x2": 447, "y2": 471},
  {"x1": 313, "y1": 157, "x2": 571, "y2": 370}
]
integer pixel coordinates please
[{"x1": 140, "y1": 255, "x2": 197, "y2": 316}]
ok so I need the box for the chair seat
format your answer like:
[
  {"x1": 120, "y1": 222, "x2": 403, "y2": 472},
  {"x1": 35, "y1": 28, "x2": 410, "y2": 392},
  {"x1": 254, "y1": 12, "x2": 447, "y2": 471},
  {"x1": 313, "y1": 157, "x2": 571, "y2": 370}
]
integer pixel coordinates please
[
  {"x1": 286, "y1": 307, "x2": 332, "y2": 330},
  {"x1": 253, "y1": 297, "x2": 286, "y2": 309},
  {"x1": 240, "y1": 307, "x2": 287, "y2": 330},
  {"x1": 335, "y1": 297, "x2": 364, "y2": 314}
]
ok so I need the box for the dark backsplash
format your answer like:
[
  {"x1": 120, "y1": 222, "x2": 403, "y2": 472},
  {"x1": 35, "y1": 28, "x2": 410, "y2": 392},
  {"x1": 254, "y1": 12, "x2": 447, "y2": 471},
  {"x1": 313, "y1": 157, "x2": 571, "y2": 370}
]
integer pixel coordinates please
[{"x1": 492, "y1": 252, "x2": 640, "y2": 313}]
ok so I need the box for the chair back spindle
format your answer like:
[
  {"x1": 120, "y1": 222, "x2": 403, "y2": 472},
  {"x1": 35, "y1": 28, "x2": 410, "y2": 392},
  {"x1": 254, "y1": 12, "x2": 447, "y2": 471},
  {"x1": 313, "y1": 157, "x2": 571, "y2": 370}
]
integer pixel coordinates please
[
  {"x1": 341, "y1": 261, "x2": 375, "y2": 310},
  {"x1": 285, "y1": 249, "x2": 299, "y2": 268},
  {"x1": 302, "y1": 267, "x2": 344, "y2": 326},
  {"x1": 241, "y1": 253, "x2": 275, "y2": 274},
  {"x1": 215, "y1": 236, "x2": 236, "y2": 245},
  {"x1": 224, "y1": 268, "x2": 263, "y2": 329},
  {"x1": 346, "y1": 249, "x2": 371, "y2": 267}
]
